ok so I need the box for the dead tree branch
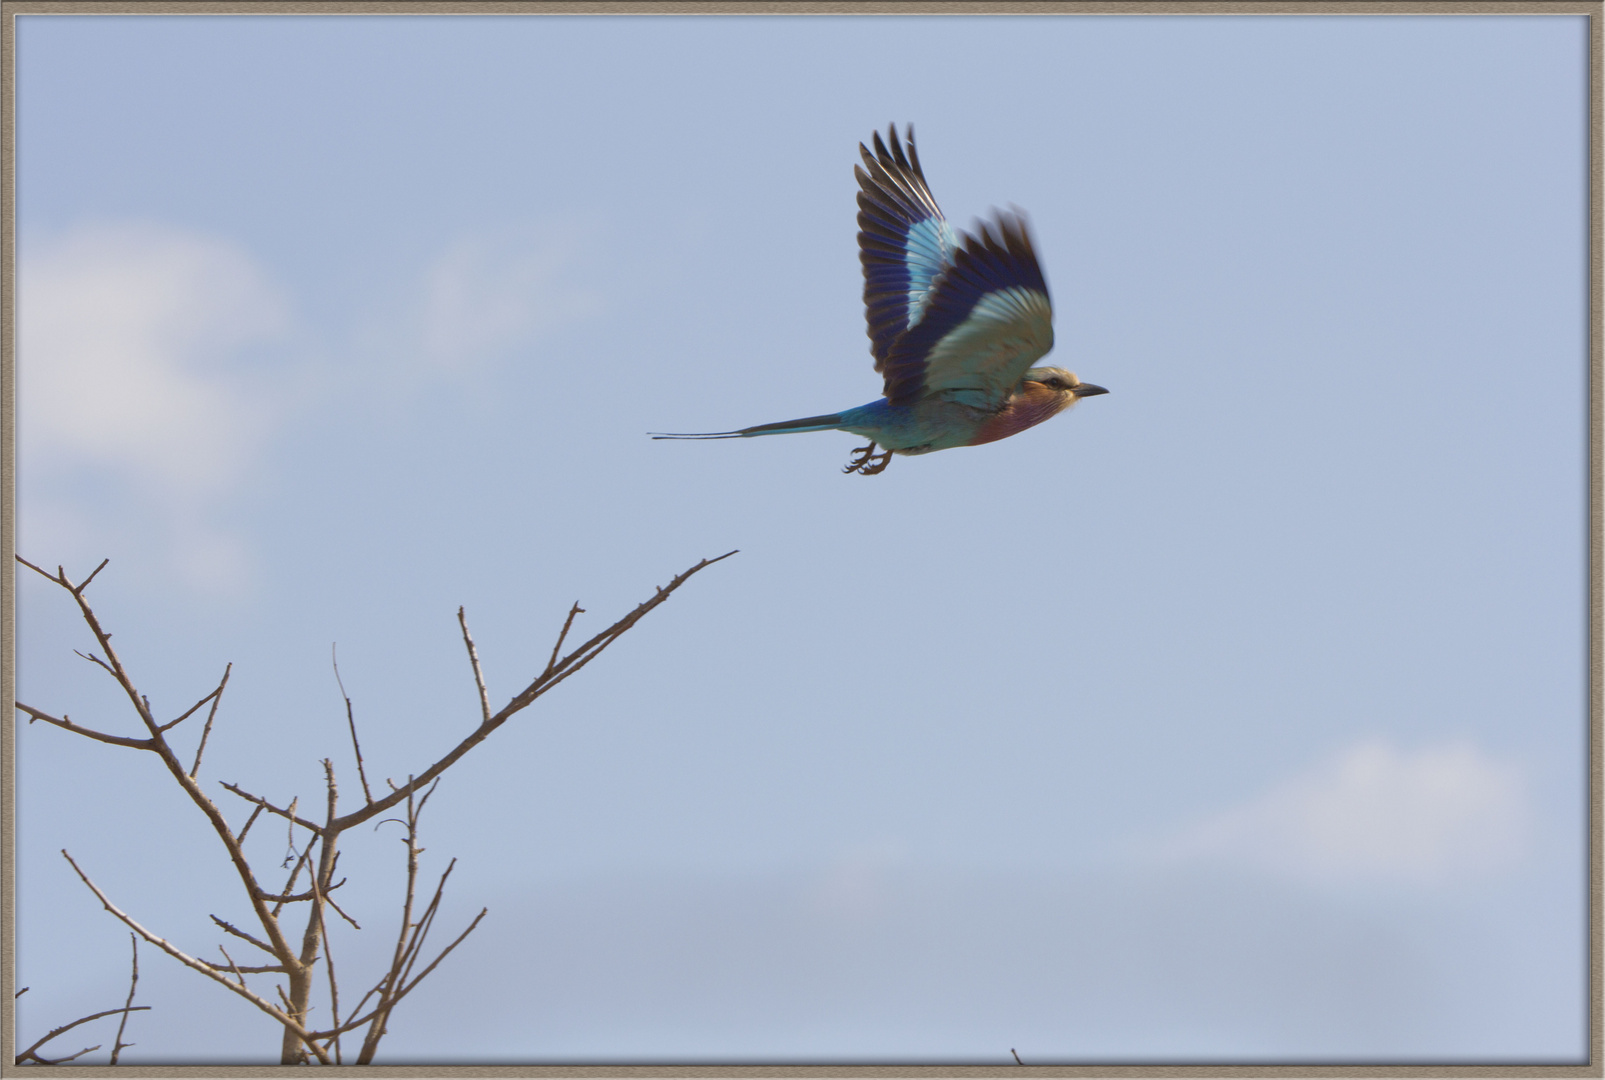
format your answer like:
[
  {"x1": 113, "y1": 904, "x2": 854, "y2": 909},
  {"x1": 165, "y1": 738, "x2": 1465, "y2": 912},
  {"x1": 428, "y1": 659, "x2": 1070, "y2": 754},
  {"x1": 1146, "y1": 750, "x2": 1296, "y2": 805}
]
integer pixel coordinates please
[
  {"x1": 325, "y1": 550, "x2": 738, "y2": 836},
  {"x1": 59, "y1": 849, "x2": 328, "y2": 1063},
  {"x1": 14, "y1": 1005, "x2": 150, "y2": 1066},
  {"x1": 17, "y1": 550, "x2": 736, "y2": 1063}
]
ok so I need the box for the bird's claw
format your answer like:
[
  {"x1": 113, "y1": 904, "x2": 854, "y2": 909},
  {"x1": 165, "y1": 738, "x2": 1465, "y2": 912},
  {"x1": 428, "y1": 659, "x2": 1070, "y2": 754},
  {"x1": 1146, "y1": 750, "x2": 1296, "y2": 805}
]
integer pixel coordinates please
[{"x1": 843, "y1": 443, "x2": 893, "y2": 476}]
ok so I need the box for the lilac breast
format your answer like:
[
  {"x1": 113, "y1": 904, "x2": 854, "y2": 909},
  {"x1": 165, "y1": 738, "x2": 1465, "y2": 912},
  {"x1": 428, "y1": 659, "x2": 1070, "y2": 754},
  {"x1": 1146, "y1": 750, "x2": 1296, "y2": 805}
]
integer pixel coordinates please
[{"x1": 967, "y1": 384, "x2": 1072, "y2": 447}]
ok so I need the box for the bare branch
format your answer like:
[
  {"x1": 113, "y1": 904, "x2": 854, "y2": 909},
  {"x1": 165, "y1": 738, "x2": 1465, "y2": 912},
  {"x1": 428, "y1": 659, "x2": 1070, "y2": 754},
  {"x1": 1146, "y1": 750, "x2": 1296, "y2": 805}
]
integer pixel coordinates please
[
  {"x1": 59, "y1": 850, "x2": 328, "y2": 1063},
  {"x1": 329, "y1": 552, "x2": 737, "y2": 833},
  {"x1": 544, "y1": 602, "x2": 585, "y2": 677},
  {"x1": 24, "y1": 1042, "x2": 102, "y2": 1065},
  {"x1": 395, "y1": 906, "x2": 487, "y2": 1004},
  {"x1": 187, "y1": 662, "x2": 233, "y2": 776},
  {"x1": 271, "y1": 844, "x2": 315, "y2": 919},
  {"x1": 357, "y1": 780, "x2": 428, "y2": 1062},
  {"x1": 27, "y1": 551, "x2": 733, "y2": 1063},
  {"x1": 324, "y1": 890, "x2": 361, "y2": 931},
  {"x1": 217, "y1": 946, "x2": 250, "y2": 987},
  {"x1": 14, "y1": 1004, "x2": 151, "y2": 1066},
  {"x1": 73, "y1": 648, "x2": 117, "y2": 676},
  {"x1": 236, "y1": 803, "x2": 265, "y2": 846},
  {"x1": 28, "y1": 561, "x2": 303, "y2": 967},
  {"x1": 109, "y1": 934, "x2": 141, "y2": 1064},
  {"x1": 160, "y1": 683, "x2": 223, "y2": 732},
  {"x1": 201, "y1": 957, "x2": 286, "y2": 976},
  {"x1": 14, "y1": 702, "x2": 153, "y2": 750},
  {"x1": 37, "y1": 564, "x2": 162, "y2": 733},
  {"x1": 332, "y1": 646, "x2": 373, "y2": 805},
  {"x1": 314, "y1": 906, "x2": 488, "y2": 1045},
  {"x1": 317, "y1": 893, "x2": 344, "y2": 1064},
  {"x1": 220, "y1": 782, "x2": 324, "y2": 837},
  {"x1": 15, "y1": 553, "x2": 65, "y2": 584},
  {"x1": 1012, "y1": 1048, "x2": 1025, "y2": 1065},
  {"x1": 211, "y1": 914, "x2": 278, "y2": 957},
  {"x1": 257, "y1": 877, "x2": 348, "y2": 905},
  {"x1": 281, "y1": 759, "x2": 345, "y2": 1064},
  {"x1": 394, "y1": 858, "x2": 457, "y2": 992},
  {"x1": 458, "y1": 607, "x2": 492, "y2": 725},
  {"x1": 75, "y1": 557, "x2": 111, "y2": 593}
]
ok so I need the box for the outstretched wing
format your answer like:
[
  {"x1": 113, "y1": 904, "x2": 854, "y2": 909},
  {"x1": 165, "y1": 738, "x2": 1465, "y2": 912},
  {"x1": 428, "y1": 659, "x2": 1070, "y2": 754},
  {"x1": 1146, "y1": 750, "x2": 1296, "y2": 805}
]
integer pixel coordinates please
[
  {"x1": 856, "y1": 124, "x2": 959, "y2": 369},
  {"x1": 878, "y1": 210, "x2": 1053, "y2": 409}
]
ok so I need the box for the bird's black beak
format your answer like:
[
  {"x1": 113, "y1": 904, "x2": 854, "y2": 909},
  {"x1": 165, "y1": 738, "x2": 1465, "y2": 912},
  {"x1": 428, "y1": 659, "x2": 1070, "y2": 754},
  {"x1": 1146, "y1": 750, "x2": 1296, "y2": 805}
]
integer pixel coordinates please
[{"x1": 1073, "y1": 383, "x2": 1109, "y2": 397}]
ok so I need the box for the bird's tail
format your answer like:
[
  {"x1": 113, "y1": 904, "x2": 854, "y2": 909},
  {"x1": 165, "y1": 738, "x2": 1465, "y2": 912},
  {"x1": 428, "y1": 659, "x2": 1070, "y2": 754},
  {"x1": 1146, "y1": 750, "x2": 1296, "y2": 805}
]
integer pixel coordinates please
[{"x1": 650, "y1": 413, "x2": 845, "y2": 440}]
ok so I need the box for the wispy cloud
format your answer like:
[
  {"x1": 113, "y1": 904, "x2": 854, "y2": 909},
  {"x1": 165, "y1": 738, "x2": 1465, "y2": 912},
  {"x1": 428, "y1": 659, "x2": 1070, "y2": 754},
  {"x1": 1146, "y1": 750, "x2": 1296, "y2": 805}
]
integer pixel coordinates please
[
  {"x1": 18, "y1": 221, "x2": 290, "y2": 593},
  {"x1": 420, "y1": 225, "x2": 602, "y2": 371},
  {"x1": 17, "y1": 218, "x2": 605, "y2": 594},
  {"x1": 1145, "y1": 738, "x2": 1528, "y2": 886}
]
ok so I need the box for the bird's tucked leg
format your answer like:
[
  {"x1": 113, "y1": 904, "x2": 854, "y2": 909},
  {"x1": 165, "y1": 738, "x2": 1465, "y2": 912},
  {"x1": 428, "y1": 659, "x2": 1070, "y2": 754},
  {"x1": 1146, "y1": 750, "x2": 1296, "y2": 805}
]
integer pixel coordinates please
[{"x1": 843, "y1": 442, "x2": 893, "y2": 476}]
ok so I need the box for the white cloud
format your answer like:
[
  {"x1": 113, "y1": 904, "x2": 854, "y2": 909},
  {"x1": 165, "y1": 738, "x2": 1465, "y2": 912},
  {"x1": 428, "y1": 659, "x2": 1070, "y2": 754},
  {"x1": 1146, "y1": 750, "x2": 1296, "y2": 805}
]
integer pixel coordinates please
[
  {"x1": 15, "y1": 218, "x2": 601, "y2": 594},
  {"x1": 421, "y1": 225, "x2": 602, "y2": 371},
  {"x1": 1148, "y1": 738, "x2": 1528, "y2": 886},
  {"x1": 19, "y1": 220, "x2": 288, "y2": 492},
  {"x1": 18, "y1": 221, "x2": 291, "y2": 592}
]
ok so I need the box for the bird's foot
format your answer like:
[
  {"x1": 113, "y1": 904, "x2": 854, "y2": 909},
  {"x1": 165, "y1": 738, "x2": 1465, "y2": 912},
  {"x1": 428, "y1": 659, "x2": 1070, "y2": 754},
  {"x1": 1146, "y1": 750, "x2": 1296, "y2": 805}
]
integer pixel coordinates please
[{"x1": 843, "y1": 442, "x2": 893, "y2": 476}]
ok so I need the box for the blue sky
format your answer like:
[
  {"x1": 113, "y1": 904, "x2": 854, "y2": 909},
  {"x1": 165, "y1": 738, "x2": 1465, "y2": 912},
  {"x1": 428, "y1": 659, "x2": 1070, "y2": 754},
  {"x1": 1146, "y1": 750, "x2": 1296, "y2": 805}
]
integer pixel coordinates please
[{"x1": 12, "y1": 12, "x2": 1588, "y2": 1064}]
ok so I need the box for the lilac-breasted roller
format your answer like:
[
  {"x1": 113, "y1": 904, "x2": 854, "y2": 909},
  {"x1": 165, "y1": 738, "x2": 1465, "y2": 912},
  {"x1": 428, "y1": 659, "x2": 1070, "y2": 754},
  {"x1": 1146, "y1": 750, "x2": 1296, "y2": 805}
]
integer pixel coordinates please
[{"x1": 653, "y1": 124, "x2": 1107, "y2": 475}]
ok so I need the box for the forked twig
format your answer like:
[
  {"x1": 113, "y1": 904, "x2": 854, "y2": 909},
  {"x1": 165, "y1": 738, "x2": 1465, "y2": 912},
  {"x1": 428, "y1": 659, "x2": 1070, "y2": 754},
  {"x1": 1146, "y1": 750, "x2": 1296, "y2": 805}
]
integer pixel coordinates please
[
  {"x1": 163, "y1": 663, "x2": 231, "y2": 735},
  {"x1": 220, "y1": 783, "x2": 324, "y2": 837},
  {"x1": 14, "y1": 1004, "x2": 149, "y2": 1066},
  {"x1": 325, "y1": 551, "x2": 738, "y2": 835}
]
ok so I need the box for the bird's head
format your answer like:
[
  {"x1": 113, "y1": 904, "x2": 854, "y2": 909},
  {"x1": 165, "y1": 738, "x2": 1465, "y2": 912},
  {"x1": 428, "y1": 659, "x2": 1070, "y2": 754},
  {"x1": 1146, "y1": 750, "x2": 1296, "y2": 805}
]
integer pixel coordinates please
[{"x1": 1024, "y1": 366, "x2": 1109, "y2": 401}]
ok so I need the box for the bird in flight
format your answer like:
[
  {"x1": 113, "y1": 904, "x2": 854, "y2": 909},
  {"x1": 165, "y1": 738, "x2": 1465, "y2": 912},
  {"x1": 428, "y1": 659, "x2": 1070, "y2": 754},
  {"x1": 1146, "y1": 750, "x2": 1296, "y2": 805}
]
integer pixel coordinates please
[{"x1": 653, "y1": 124, "x2": 1107, "y2": 475}]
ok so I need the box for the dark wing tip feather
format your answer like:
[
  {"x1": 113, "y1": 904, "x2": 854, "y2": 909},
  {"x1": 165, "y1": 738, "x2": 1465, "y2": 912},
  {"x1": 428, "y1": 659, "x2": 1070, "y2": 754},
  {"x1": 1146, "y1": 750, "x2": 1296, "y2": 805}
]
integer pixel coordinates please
[
  {"x1": 856, "y1": 122, "x2": 953, "y2": 367},
  {"x1": 887, "y1": 124, "x2": 911, "y2": 170}
]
